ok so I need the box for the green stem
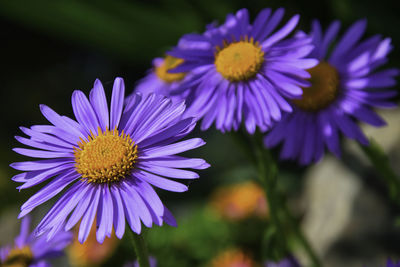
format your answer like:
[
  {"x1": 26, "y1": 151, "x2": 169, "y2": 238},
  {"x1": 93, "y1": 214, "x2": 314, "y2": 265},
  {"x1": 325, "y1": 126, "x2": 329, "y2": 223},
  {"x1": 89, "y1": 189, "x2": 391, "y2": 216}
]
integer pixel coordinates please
[
  {"x1": 253, "y1": 133, "x2": 321, "y2": 267},
  {"x1": 360, "y1": 139, "x2": 400, "y2": 204},
  {"x1": 254, "y1": 141, "x2": 286, "y2": 259},
  {"x1": 281, "y1": 201, "x2": 322, "y2": 267},
  {"x1": 128, "y1": 230, "x2": 150, "y2": 267}
]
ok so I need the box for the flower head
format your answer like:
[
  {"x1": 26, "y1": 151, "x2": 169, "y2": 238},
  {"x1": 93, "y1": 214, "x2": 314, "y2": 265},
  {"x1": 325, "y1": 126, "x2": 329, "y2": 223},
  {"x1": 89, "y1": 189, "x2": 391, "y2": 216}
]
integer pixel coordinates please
[
  {"x1": 264, "y1": 256, "x2": 301, "y2": 267},
  {"x1": 210, "y1": 181, "x2": 268, "y2": 221},
  {"x1": 386, "y1": 259, "x2": 400, "y2": 267},
  {"x1": 11, "y1": 77, "x2": 209, "y2": 243},
  {"x1": 0, "y1": 216, "x2": 72, "y2": 267},
  {"x1": 133, "y1": 55, "x2": 191, "y2": 102},
  {"x1": 168, "y1": 8, "x2": 317, "y2": 133},
  {"x1": 123, "y1": 257, "x2": 157, "y2": 267},
  {"x1": 264, "y1": 20, "x2": 398, "y2": 164}
]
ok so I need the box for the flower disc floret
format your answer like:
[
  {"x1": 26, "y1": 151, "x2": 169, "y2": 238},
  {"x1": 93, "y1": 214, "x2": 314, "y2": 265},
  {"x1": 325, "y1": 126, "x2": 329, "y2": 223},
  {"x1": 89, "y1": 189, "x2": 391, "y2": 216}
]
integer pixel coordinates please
[
  {"x1": 3, "y1": 246, "x2": 33, "y2": 267},
  {"x1": 0, "y1": 216, "x2": 72, "y2": 267},
  {"x1": 74, "y1": 127, "x2": 137, "y2": 184},
  {"x1": 215, "y1": 39, "x2": 264, "y2": 82},
  {"x1": 293, "y1": 62, "x2": 340, "y2": 112}
]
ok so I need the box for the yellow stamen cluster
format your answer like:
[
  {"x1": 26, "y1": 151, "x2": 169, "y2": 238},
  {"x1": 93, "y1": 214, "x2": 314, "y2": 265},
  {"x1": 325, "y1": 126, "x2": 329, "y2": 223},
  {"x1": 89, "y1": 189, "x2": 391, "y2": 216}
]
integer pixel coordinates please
[
  {"x1": 3, "y1": 246, "x2": 33, "y2": 267},
  {"x1": 155, "y1": 56, "x2": 186, "y2": 83},
  {"x1": 215, "y1": 37, "x2": 264, "y2": 82},
  {"x1": 74, "y1": 127, "x2": 137, "y2": 184},
  {"x1": 293, "y1": 61, "x2": 340, "y2": 112}
]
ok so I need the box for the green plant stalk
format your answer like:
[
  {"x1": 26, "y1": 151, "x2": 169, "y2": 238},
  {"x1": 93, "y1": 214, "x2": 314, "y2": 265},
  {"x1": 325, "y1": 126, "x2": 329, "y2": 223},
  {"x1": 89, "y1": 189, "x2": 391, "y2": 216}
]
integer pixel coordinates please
[
  {"x1": 360, "y1": 138, "x2": 400, "y2": 203},
  {"x1": 254, "y1": 142, "x2": 287, "y2": 260},
  {"x1": 128, "y1": 230, "x2": 150, "y2": 267},
  {"x1": 253, "y1": 133, "x2": 321, "y2": 267},
  {"x1": 281, "y1": 201, "x2": 322, "y2": 267}
]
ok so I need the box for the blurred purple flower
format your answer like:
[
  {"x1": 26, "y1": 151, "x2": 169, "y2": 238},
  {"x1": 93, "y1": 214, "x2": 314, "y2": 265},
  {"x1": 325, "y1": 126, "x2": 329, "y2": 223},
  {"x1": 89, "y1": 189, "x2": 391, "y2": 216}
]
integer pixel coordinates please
[
  {"x1": 168, "y1": 8, "x2": 317, "y2": 133},
  {"x1": 264, "y1": 19, "x2": 398, "y2": 164},
  {"x1": 386, "y1": 259, "x2": 400, "y2": 267},
  {"x1": 0, "y1": 216, "x2": 72, "y2": 267},
  {"x1": 132, "y1": 55, "x2": 192, "y2": 103},
  {"x1": 124, "y1": 256, "x2": 157, "y2": 267},
  {"x1": 11, "y1": 77, "x2": 209, "y2": 243},
  {"x1": 264, "y1": 256, "x2": 301, "y2": 267}
]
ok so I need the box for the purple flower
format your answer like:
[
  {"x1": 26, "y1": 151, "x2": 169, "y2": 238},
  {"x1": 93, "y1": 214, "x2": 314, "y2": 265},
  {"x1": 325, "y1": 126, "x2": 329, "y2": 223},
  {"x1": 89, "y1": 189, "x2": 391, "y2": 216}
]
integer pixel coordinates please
[
  {"x1": 133, "y1": 56, "x2": 192, "y2": 103},
  {"x1": 264, "y1": 19, "x2": 398, "y2": 164},
  {"x1": 386, "y1": 259, "x2": 400, "y2": 267},
  {"x1": 0, "y1": 216, "x2": 72, "y2": 267},
  {"x1": 11, "y1": 77, "x2": 209, "y2": 243},
  {"x1": 168, "y1": 8, "x2": 317, "y2": 133},
  {"x1": 264, "y1": 256, "x2": 301, "y2": 267},
  {"x1": 123, "y1": 256, "x2": 157, "y2": 267}
]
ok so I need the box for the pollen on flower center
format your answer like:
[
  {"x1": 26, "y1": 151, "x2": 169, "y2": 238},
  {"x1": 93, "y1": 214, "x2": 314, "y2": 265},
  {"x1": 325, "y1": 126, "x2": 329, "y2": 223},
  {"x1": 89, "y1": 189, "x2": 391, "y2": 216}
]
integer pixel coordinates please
[
  {"x1": 74, "y1": 127, "x2": 138, "y2": 184},
  {"x1": 3, "y1": 246, "x2": 33, "y2": 267},
  {"x1": 293, "y1": 61, "x2": 340, "y2": 112},
  {"x1": 215, "y1": 38, "x2": 264, "y2": 82},
  {"x1": 155, "y1": 55, "x2": 186, "y2": 83}
]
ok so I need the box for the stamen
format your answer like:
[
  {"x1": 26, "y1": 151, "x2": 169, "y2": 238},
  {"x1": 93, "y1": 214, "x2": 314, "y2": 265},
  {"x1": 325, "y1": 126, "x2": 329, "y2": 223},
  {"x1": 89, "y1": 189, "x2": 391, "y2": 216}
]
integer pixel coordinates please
[
  {"x1": 74, "y1": 127, "x2": 137, "y2": 184},
  {"x1": 155, "y1": 56, "x2": 186, "y2": 83},
  {"x1": 214, "y1": 38, "x2": 264, "y2": 82},
  {"x1": 293, "y1": 61, "x2": 340, "y2": 112},
  {"x1": 3, "y1": 246, "x2": 33, "y2": 267}
]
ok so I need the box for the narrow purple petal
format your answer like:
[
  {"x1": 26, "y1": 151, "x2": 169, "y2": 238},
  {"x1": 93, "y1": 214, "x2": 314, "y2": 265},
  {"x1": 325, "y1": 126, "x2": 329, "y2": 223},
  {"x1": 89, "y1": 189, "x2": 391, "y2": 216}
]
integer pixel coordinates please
[
  {"x1": 89, "y1": 79, "x2": 109, "y2": 131},
  {"x1": 110, "y1": 77, "x2": 125, "y2": 129}
]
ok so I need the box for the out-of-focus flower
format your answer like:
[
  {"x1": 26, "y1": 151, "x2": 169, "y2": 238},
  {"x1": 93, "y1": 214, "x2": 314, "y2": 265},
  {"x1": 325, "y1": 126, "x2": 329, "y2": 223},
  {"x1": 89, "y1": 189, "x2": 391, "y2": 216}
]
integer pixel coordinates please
[
  {"x1": 168, "y1": 8, "x2": 317, "y2": 133},
  {"x1": 264, "y1": 19, "x2": 398, "y2": 164},
  {"x1": 386, "y1": 259, "x2": 400, "y2": 267},
  {"x1": 68, "y1": 222, "x2": 118, "y2": 267},
  {"x1": 0, "y1": 216, "x2": 72, "y2": 267},
  {"x1": 11, "y1": 77, "x2": 209, "y2": 243},
  {"x1": 264, "y1": 256, "x2": 301, "y2": 267},
  {"x1": 210, "y1": 249, "x2": 257, "y2": 267},
  {"x1": 123, "y1": 256, "x2": 157, "y2": 267},
  {"x1": 210, "y1": 181, "x2": 268, "y2": 221},
  {"x1": 133, "y1": 55, "x2": 191, "y2": 102}
]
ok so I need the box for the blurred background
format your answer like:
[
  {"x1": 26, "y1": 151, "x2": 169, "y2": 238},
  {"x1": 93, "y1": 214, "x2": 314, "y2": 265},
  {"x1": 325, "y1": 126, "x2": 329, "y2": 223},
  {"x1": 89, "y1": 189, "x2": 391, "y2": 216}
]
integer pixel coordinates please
[{"x1": 0, "y1": 0, "x2": 399, "y2": 266}]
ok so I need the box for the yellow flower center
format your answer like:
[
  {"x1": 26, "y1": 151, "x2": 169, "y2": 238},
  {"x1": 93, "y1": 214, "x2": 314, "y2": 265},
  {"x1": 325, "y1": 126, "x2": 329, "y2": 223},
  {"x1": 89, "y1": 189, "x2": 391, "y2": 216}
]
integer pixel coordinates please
[
  {"x1": 293, "y1": 61, "x2": 340, "y2": 112},
  {"x1": 2, "y1": 246, "x2": 33, "y2": 267},
  {"x1": 74, "y1": 128, "x2": 138, "y2": 184},
  {"x1": 155, "y1": 56, "x2": 186, "y2": 83},
  {"x1": 215, "y1": 38, "x2": 264, "y2": 82}
]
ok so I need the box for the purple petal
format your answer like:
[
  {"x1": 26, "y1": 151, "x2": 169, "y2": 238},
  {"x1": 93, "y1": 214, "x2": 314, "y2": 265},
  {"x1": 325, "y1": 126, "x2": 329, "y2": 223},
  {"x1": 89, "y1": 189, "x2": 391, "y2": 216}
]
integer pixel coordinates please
[
  {"x1": 78, "y1": 186, "x2": 101, "y2": 243},
  {"x1": 135, "y1": 170, "x2": 188, "y2": 192},
  {"x1": 110, "y1": 77, "x2": 125, "y2": 129},
  {"x1": 141, "y1": 138, "x2": 205, "y2": 158},
  {"x1": 89, "y1": 79, "x2": 109, "y2": 131},
  {"x1": 71, "y1": 90, "x2": 100, "y2": 135}
]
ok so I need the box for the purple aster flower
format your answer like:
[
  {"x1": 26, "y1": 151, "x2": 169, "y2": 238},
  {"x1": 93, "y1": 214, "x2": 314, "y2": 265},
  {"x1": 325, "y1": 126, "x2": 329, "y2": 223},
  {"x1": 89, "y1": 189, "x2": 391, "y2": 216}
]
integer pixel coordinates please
[
  {"x1": 264, "y1": 19, "x2": 398, "y2": 164},
  {"x1": 0, "y1": 216, "x2": 72, "y2": 267},
  {"x1": 386, "y1": 259, "x2": 400, "y2": 267},
  {"x1": 264, "y1": 256, "x2": 301, "y2": 267},
  {"x1": 167, "y1": 8, "x2": 317, "y2": 133},
  {"x1": 133, "y1": 55, "x2": 191, "y2": 102},
  {"x1": 123, "y1": 256, "x2": 157, "y2": 267},
  {"x1": 11, "y1": 77, "x2": 209, "y2": 243}
]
